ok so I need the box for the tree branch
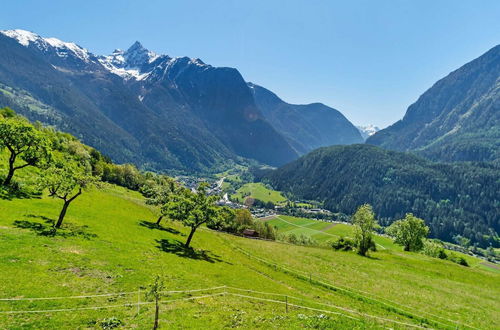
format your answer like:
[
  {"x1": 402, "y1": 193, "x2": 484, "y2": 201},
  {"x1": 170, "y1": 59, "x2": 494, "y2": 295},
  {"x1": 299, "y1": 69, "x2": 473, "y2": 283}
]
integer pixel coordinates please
[
  {"x1": 13, "y1": 162, "x2": 31, "y2": 170},
  {"x1": 67, "y1": 188, "x2": 82, "y2": 203}
]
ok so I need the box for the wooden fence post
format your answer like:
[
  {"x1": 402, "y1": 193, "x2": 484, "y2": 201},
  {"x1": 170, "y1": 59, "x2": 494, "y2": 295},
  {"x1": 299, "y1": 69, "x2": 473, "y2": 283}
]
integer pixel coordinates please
[{"x1": 137, "y1": 289, "x2": 140, "y2": 316}]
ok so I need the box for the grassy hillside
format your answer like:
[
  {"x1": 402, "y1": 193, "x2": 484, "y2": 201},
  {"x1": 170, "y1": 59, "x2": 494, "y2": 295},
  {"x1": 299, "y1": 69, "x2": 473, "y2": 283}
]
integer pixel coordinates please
[
  {"x1": 259, "y1": 215, "x2": 399, "y2": 250},
  {"x1": 1, "y1": 176, "x2": 499, "y2": 328},
  {"x1": 232, "y1": 182, "x2": 287, "y2": 204},
  {"x1": 257, "y1": 215, "x2": 495, "y2": 271}
]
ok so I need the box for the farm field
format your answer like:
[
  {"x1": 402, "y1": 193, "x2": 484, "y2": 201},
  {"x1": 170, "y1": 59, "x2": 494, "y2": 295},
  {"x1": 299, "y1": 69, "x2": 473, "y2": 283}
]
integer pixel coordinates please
[
  {"x1": 259, "y1": 215, "x2": 399, "y2": 250},
  {"x1": 258, "y1": 215, "x2": 495, "y2": 270},
  {"x1": 231, "y1": 182, "x2": 287, "y2": 204},
  {"x1": 0, "y1": 165, "x2": 498, "y2": 328}
]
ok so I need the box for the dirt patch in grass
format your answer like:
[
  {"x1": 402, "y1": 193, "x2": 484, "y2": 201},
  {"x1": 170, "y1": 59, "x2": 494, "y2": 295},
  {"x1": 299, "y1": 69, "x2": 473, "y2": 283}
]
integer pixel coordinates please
[
  {"x1": 258, "y1": 215, "x2": 277, "y2": 222},
  {"x1": 321, "y1": 223, "x2": 338, "y2": 232},
  {"x1": 481, "y1": 262, "x2": 499, "y2": 270}
]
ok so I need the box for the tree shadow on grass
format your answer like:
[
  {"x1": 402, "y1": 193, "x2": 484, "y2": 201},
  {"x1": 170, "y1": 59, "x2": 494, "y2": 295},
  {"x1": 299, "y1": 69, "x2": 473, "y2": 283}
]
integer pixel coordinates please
[
  {"x1": 0, "y1": 184, "x2": 41, "y2": 200},
  {"x1": 155, "y1": 238, "x2": 231, "y2": 264},
  {"x1": 13, "y1": 214, "x2": 97, "y2": 239},
  {"x1": 138, "y1": 220, "x2": 184, "y2": 236}
]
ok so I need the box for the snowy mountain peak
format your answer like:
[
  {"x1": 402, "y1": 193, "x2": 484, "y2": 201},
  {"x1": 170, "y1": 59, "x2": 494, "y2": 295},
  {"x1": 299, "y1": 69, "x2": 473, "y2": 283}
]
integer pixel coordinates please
[
  {"x1": 0, "y1": 29, "x2": 91, "y2": 63},
  {"x1": 127, "y1": 41, "x2": 145, "y2": 53},
  {"x1": 356, "y1": 124, "x2": 380, "y2": 140},
  {"x1": 1, "y1": 29, "x2": 40, "y2": 46},
  {"x1": 124, "y1": 41, "x2": 158, "y2": 66},
  {"x1": 98, "y1": 41, "x2": 162, "y2": 80},
  {"x1": 2, "y1": 29, "x2": 206, "y2": 82}
]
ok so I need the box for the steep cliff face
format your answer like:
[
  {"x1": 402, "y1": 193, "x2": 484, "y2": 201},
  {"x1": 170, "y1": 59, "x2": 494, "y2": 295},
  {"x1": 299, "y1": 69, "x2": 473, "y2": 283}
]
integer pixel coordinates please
[{"x1": 367, "y1": 45, "x2": 500, "y2": 162}]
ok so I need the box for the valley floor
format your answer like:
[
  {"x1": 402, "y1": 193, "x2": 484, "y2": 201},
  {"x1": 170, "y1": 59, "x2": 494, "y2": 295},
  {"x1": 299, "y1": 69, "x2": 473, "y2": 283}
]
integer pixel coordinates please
[{"x1": 0, "y1": 185, "x2": 498, "y2": 329}]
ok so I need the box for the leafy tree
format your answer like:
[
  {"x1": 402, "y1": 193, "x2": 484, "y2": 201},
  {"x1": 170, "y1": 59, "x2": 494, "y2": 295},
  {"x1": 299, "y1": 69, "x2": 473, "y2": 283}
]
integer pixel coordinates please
[
  {"x1": 352, "y1": 204, "x2": 378, "y2": 256},
  {"x1": 0, "y1": 106, "x2": 16, "y2": 118},
  {"x1": 146, "y1": 275, "x2": 165, "y2": 330},
  {"x1": 0, "y1": 118, "x2": 52, "y2": 185},
  {"x1": 162, "y1": 183, "x2": 221, "y2": 248},
  {"x1": 141, "y1": 176, "x2": 178, "y2": 225},
  {"x1": 386, "y1": 213, "x2": 430, "y2": 251},
  {"x1": 39, "y1": 158, "x2": 95, "y2": 228},
  {"x1": 453, "y1": 235, "x2": 471, "y2": 249}
]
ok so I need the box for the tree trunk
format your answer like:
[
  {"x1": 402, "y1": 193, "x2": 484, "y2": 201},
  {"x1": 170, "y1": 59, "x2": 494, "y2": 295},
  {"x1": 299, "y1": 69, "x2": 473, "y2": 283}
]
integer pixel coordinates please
[
  {"x1": 156, "y1": 215, "x2": 163, "y2": 225},
  {"x1": 3, "y1": 154, "x2": 15, "y2": 186},
  {"x1": 55, "y1": 201, "x2": 70, "y2": 228},
  {"x1": 153, "y1": 297, "x2": 159, "y2": 330},
  {"x1": 54, "y1": 189, "x2": 82, "y2": 229},
  {"x1": 185, "y1": 226, "x2": 197, "y2": 248},
  {"x1": 3, "y1": 167, "x2": 14, "y2": 186}
]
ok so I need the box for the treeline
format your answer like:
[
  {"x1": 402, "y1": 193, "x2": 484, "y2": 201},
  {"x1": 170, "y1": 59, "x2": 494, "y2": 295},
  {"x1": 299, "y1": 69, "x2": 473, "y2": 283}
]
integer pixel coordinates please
[
  {"x1": 265, "y1": 144, "x2": 500, "y2": 248},
  {"x1": 208, "y1": 208, "x2": 277, "y2": 240}
]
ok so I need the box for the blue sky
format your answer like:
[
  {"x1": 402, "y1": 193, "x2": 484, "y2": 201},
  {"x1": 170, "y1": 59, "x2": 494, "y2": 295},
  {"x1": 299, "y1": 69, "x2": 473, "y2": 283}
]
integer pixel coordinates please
[{"x1": 1, "y1": 0, "x2": 499, "y2": 127}]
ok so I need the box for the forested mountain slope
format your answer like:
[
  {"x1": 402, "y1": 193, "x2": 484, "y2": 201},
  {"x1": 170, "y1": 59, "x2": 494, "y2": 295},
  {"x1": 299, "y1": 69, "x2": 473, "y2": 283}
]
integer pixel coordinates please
[
  {"x1": 265, "y1": 144, "x2": 499, "y2": 247},
  {"x1": 248, "y1": 83, "x2": 363, "y2": 154},
  {"x1": 367, "y1": 45, "x2": 500, "y2": 162}
]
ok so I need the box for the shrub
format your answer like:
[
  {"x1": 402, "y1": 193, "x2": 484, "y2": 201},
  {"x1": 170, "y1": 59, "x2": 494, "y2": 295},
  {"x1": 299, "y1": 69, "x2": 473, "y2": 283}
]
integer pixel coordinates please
[
  {"x1": 422, "y1": 240, "x2": 448, "y2": 259},
  {"x1": 99, "y1": 317, "x2": 123, "y2": 329},
  {"x1": 331, "y1": 237, "x2": 355, "y2": 251},
  {"x1": 447, "y1": 253, "x2": 469, "y2": 267}
]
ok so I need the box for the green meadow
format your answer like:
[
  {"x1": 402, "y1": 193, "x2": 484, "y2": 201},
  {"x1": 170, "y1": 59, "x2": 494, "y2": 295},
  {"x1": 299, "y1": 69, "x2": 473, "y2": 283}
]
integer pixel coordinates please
[
  {"x1": 259, "y1": 215, "x2": 399, "y2": 250},
  {"x1": 0, "y1": 160, "x2": 498, "y2": 328},
  {"x1": 231, "y1": 182, "x2": 287, "y2": 204}
]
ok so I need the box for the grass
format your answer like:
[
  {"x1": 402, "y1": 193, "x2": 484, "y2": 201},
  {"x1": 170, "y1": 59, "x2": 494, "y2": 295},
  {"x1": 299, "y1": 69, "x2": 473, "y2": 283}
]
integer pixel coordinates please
[
  {"x1": 0, "y1": 163, "x2": 499, "y2": 328},
  {"x1": 259, "y1": 215, "x2": 498, "y2": 271},
  {"x1": 232, "y1": 182, "x2": 287, "y2": 204},
  {"x1": 261, "y1": 215, "x2": 399, "y2": 250}
]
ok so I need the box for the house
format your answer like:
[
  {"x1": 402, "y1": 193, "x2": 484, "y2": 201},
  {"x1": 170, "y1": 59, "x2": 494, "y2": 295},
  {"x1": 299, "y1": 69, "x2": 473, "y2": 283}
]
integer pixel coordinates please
[{"x1": 242, "y1": 229, "x2": 259, "y2": 238}]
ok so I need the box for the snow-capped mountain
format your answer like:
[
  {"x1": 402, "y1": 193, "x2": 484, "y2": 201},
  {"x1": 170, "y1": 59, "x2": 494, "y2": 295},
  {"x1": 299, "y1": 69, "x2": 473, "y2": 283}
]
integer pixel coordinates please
[
  {"x1": 356, "y1": 125, "x2": 380, "y2": 140},
  {"x1": 98, "y1": 41, "x2": 164, "y2": 80},
  {"x1": 0, "y1": 29, "x2": 95, "y2": 67},
  {"x1": 0, "y1": 29, "x2": 361, "y2": 171},
  {"x1": 0, "y1": 29, "x2": 207, "y2": 81}
]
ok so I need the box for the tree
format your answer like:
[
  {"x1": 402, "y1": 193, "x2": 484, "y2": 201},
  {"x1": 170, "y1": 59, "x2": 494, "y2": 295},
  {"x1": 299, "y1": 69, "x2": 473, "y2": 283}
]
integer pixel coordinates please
[
  {"x1": 0, "y1": 118, "x2": 52, "y2": 185},
  {"x1": 0, "y1": 107, "x2": 16, "y2": 119},
  {"x1": 386, "y1": 213, "x2": 429, "y2": 251},
  {"x1": 39, "y1": 158, "x2": 95, "y2": 228},
  {"x1": 162, "y1": 182, "x2": 221, "y2": 248},
  {"x1": 146, "y1": 275, "x2": 165, "y2": 330},
  {"x1": 141, "y1": 176, "x2": 178, "y2": 225},
  {"x1": 352, "y1": 204, "x2": 378, "y2": 256},
  {"x1": 453, "y1": 235, "x2": 471, "y2": 249}
]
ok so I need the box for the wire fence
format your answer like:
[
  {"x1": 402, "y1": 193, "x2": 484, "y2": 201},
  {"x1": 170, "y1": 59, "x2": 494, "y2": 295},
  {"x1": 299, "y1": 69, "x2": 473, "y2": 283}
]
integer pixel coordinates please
[
  {"x1": 0, "y1": 230, "x2": 478, "y2": 330},
  {"x1": 0, "y1": 285, "x2": 436, "y2": 329},
  {"x1": 220, "y1": 235, "x2": 478, "y2": 330}
]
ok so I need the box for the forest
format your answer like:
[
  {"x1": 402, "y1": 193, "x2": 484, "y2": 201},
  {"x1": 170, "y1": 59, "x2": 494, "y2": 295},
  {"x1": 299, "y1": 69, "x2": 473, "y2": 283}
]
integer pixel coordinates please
[{"x1": 265, "y1": 144, "x2": 500, "y2": 248}]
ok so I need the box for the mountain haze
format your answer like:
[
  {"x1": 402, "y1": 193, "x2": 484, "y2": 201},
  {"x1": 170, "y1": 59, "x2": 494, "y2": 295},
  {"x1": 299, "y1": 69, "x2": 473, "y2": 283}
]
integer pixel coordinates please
[{"x1": 248, "y1": 83, "x2": 363, "y2": 154}]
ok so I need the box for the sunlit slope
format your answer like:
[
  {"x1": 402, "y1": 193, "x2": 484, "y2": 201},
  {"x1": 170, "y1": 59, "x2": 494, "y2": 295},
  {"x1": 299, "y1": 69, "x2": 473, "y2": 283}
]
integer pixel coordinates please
[{"x1": 0, "y1": 184, "x2": 498, "y2": 328}]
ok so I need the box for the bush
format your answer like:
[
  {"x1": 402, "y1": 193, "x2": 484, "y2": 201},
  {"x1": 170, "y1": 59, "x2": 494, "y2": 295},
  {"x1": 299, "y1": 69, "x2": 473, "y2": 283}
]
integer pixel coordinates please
[
  {"x1": 331, "y1": 237, "x2": 355, "y2": 251},
  {"x1": 99, "y1": 317, "x2": 123, "y2": 329},
  {"x1": 422, "y1": 240, "x2": 447, "y2": 259},
  {"x1": 297, "y1": 233, "x2": 317, "y2": 246},
  {"x1": 447, "y1": 253, "x2": 469, "y2": 267},
  {"x1": 422, "y1": 240, "x2": 469, "y2": 266}
]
